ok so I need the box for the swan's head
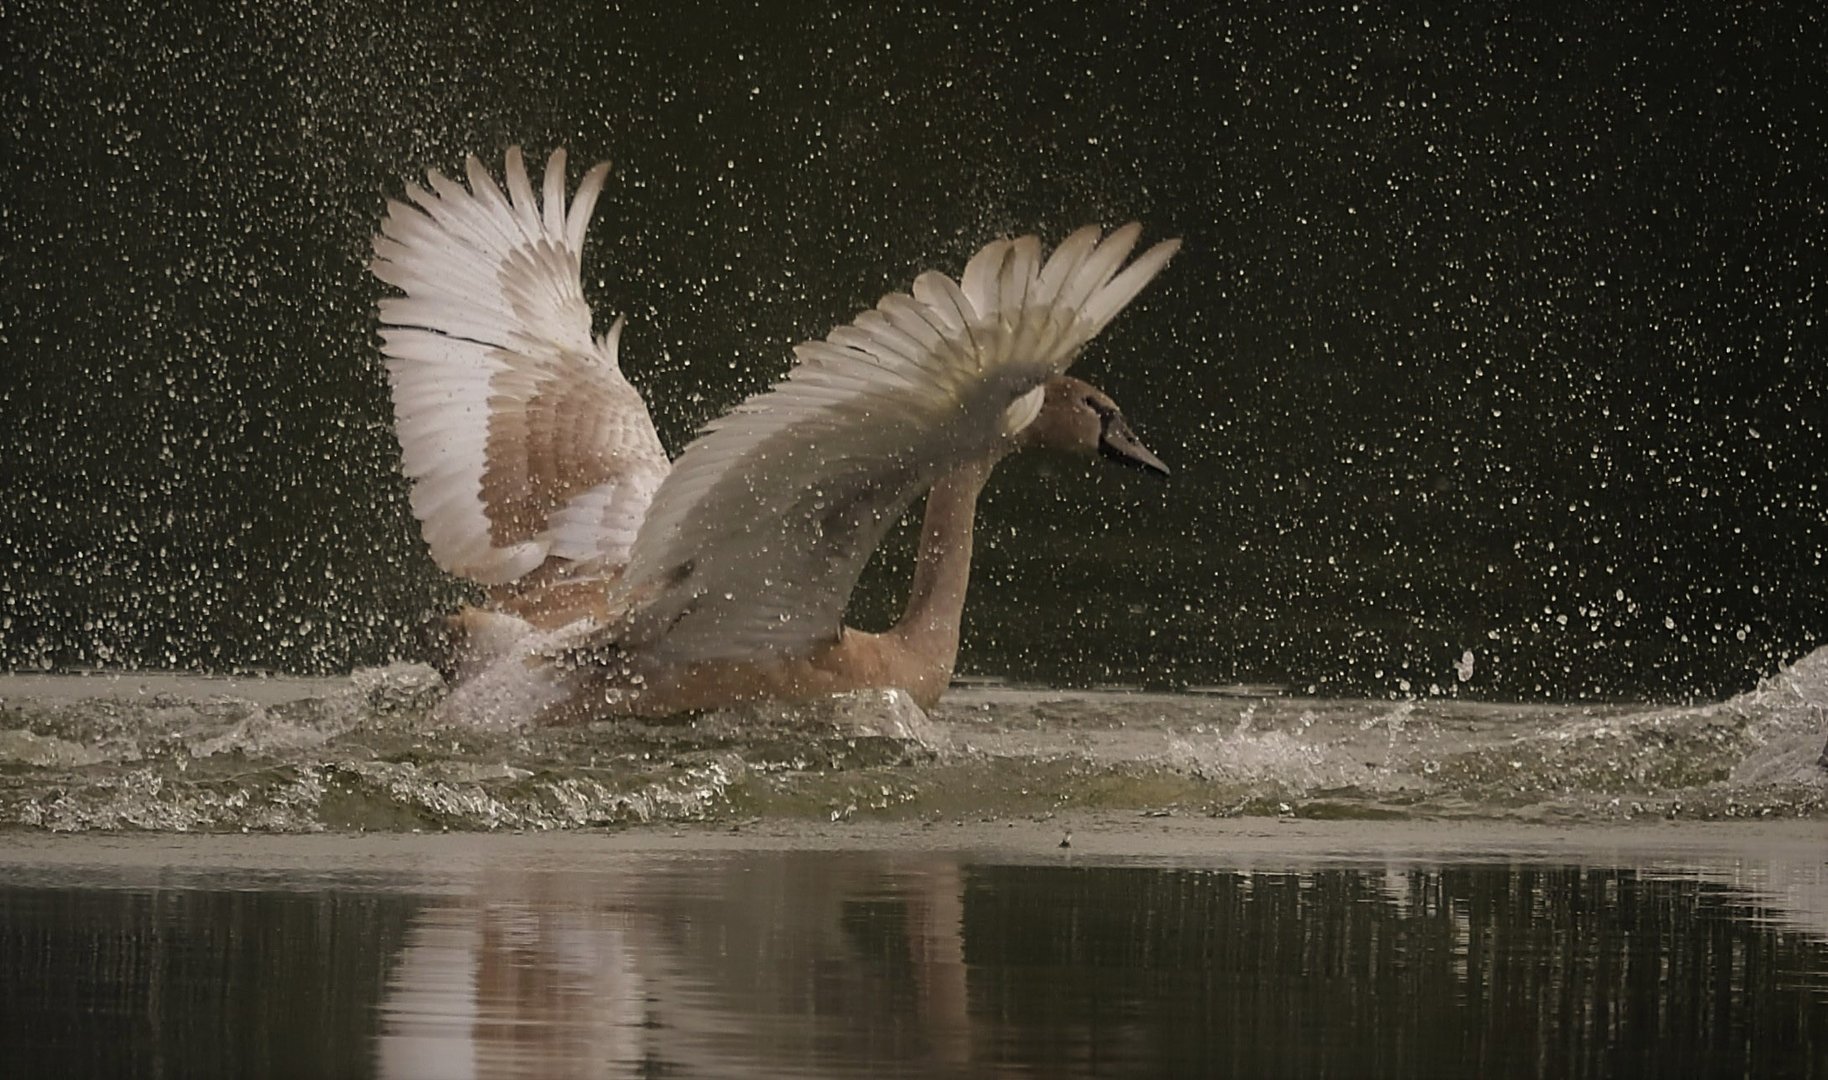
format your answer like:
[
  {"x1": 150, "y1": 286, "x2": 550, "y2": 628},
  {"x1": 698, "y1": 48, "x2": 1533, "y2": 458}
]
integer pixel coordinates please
[{"x1": 1017, "y1": 375, "x2": 1169, "y2": 476}]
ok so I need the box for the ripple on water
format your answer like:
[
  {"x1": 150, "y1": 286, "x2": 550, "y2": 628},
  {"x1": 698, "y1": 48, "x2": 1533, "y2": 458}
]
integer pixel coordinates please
[{"x1": 1, "y1": 650, "x2": 1823, "y2": 831}]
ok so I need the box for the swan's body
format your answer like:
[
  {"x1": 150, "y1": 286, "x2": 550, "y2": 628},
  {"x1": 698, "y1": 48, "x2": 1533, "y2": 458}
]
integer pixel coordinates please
[{"x1": 373, "y1": 148, "x2": 1177, "y2": 722}]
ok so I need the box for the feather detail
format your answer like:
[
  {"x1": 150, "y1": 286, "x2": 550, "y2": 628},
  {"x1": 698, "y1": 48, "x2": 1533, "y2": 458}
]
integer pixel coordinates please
[{"x1": 372, "y1": 147, "x2": 670, "y2": 585}]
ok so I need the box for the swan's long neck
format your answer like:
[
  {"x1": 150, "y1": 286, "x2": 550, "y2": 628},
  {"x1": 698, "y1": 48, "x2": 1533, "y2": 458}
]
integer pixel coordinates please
[{"x1": 888, "y1": 457, "x2": 997, "y2": 681}]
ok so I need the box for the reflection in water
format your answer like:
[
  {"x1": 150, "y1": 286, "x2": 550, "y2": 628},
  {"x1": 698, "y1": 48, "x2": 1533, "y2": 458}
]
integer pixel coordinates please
[
  {"x1": 377, "y1": 857, "x2": 974, "y2": 1078},
  {"x1": 961, "y1": 865, "x2": 1828, "y2": 1077},
  {"x1": 380, "y1": 902, "x2": 647, "y2": 1078},
  {"x1": 1, "y1": 886, "x2": 414, "y2": 1077},
  {"x1": 3, "y1": 853, "x2": 1824, "y2": 1077}
]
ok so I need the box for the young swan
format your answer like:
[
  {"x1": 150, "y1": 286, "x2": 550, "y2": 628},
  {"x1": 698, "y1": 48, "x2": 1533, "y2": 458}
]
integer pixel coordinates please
[
  {"x1": 372, "y1": 149, "x2": 1181, "y2": 725},
  {"x1": 549, "y1": 373, "x2": 1167, "y2": 719}
]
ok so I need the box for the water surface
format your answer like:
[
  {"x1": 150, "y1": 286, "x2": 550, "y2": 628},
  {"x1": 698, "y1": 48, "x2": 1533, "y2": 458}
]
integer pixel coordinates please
[
  {"x1": 2, "y1": 646, "x2": 1822, "y2": 832},
  {"x1": 4, "y1": 651, "x2": 1821, "y2": 1075},
  {"x1": 3, "y1": 824, "x2": 1824, "y2": 1078}
]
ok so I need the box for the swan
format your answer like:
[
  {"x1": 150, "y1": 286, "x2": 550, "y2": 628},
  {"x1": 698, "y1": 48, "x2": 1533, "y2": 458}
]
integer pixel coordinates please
[{"x1": 371, "y1": 148, "x2": 1179, "y2": 721}]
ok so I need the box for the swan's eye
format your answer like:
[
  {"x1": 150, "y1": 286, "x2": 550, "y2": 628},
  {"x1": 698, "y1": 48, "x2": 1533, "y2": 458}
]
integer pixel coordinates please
[{"x1": 1082, "y1": 395, "x2": 1113, "y2": 421}]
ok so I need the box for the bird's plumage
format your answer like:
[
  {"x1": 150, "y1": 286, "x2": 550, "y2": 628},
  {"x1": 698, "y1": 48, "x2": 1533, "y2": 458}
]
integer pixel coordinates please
[
  {"x1": 614, "y1": 224, "x2": 1179, "y2": 665},
  {"x1": 372, "y1": 147, "x2": 1179, "y2": 714},
  {"x1": 374, "y1": 148, "x2": 669, "y2": 585}
]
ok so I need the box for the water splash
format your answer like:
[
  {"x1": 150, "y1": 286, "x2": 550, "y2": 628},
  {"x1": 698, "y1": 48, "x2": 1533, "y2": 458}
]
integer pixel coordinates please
[{"x1": 3, "y1": 651, "x2": 1823, "y2": 832}]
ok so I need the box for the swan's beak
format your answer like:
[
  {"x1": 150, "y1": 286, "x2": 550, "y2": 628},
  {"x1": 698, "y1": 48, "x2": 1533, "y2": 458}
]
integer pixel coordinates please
[{"x1": 1099, "y1": 414, "x2": 1170, "y2": 477}]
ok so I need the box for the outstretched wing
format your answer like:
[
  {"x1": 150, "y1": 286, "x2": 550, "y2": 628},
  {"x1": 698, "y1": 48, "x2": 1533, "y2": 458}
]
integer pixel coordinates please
[
  {"x1": 609, "y1": 224, "x2": 1180, "y2": 664},
  {"x1": 373, "y1": 147, "x2": 670, "y2": 586}
]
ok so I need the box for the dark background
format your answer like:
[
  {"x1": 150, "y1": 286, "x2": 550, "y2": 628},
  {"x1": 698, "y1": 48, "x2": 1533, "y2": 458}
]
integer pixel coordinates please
[{"x1": 2, "y1": 0, "x2": 1822, "y2": 699}]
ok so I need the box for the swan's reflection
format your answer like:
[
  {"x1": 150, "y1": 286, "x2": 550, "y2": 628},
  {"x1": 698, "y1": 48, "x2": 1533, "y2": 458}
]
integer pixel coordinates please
[
  {"x1": 372, "y1": 851, "x2": 1828, "y2": 1078},
  {"x1": 379, "y1": 901, "x2": 647, "y2": 1078},
  {"x1": 377, "y1": 856, "x2": 970, "y2": 1078}
]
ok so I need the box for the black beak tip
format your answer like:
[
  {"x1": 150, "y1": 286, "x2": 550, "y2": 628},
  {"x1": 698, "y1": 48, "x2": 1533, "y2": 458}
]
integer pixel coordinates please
[
  {"x1": 1097, "y1": 413, "x2": 1170, "y2": 478},
  {"x1": 1099, "y1": 437, "x2": 1171, "y2": 478}
]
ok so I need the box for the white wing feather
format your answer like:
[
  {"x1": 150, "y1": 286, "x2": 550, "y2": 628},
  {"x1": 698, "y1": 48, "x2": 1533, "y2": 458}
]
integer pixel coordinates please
[
  {"x1": 611, "y1": 224, "x2": 1180, "y2": 664},
  {"x1": 372, "y1": 148, "x2": 669, "y2": 585}
]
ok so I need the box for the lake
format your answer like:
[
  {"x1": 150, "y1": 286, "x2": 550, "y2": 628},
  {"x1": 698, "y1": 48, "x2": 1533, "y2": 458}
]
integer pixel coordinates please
[
  {"x1": 3, "y1": 655, "x2": 1824, "y2": 1076},
  {"x1": 3, "y1": 823, "x2": 1823, "y2": 1078}
]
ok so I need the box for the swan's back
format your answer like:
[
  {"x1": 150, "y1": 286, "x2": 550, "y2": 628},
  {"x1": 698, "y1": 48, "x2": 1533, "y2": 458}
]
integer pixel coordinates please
[{"x1": 606, "y1": 224, "x2": 1181, "y2": 666}]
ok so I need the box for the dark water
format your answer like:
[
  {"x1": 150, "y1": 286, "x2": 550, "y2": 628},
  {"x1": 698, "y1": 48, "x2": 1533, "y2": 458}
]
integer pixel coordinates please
[
  {"x1": 3, "y1": 0, "x2": 1823, "y2": 699},
  {"x1": 3, "y1": 831, "x2": 1824, "y2": 1078}
]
